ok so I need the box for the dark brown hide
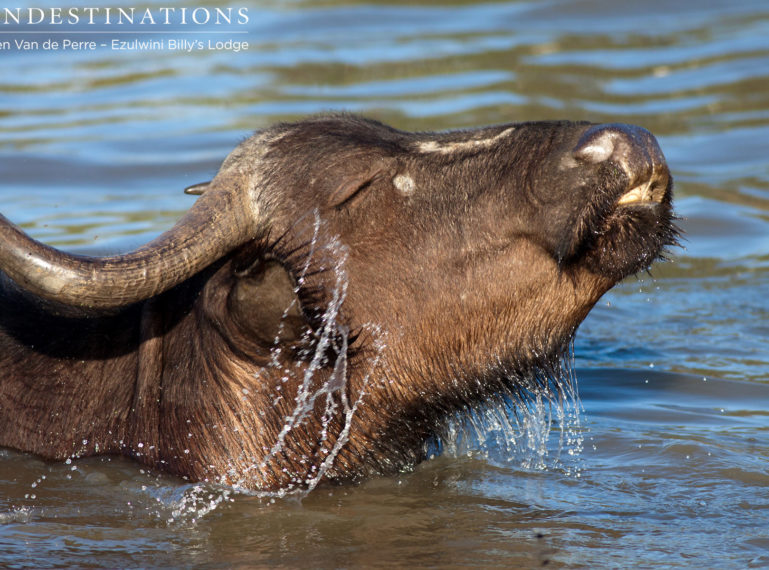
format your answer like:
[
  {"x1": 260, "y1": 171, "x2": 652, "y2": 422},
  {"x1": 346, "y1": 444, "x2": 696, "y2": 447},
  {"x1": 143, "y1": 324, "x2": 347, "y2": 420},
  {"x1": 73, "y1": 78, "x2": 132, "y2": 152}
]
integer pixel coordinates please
[{"x1": 0, "y1": 114, "x2": 676, "y2": 491}]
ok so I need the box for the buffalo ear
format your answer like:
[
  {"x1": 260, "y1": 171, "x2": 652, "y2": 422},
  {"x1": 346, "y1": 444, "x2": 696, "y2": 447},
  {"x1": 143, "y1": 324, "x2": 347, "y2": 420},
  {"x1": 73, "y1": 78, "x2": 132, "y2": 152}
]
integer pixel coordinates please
[
  {"x1": 229, "y1": 259, "x2": 307, "y2": 344},
  {"x1": 325, "y1": 156, "x2": 394, "y2": 208}
]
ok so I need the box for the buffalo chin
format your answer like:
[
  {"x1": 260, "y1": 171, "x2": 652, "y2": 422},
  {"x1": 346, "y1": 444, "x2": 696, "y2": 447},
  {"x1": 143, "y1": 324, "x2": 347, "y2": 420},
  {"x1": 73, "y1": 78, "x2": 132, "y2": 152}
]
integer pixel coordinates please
[{"x1": 582, "y1": 196, "x2": 678, "y2": 282}]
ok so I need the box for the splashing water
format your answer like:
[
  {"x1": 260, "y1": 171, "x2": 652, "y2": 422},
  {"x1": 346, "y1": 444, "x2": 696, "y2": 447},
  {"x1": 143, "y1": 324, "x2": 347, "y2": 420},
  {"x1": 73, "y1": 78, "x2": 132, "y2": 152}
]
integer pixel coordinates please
[
  {"x1": 436, "y1": 348, "x2": 585, "y2": 476},
  {"x1": 234, "y1": 212, "x2": 385, "y2": 499},
  {"x1": 159, "y1": 483, "x2": 235, "y2": 525}
]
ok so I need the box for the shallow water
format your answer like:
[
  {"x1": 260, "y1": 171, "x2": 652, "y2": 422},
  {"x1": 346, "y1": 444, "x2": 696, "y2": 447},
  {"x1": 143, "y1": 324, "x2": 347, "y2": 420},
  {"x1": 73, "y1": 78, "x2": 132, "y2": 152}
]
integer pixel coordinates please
[{"x1": 1, "y1": 0, "x2": 769, "y2": 567}]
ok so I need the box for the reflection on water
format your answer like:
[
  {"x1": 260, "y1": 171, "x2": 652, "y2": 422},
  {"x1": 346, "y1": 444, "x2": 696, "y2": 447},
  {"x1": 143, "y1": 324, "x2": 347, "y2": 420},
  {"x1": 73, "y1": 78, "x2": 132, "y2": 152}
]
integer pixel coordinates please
[{"x1": 1, "y1": 0, "x2": 769, "y2": 567}]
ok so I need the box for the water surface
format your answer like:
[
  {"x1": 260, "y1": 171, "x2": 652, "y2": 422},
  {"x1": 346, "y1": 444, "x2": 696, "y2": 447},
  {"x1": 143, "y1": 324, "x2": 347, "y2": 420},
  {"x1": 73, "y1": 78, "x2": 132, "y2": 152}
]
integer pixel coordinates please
[{"x1": 1, "y1": 0, "x2": 768, "y2": 567}]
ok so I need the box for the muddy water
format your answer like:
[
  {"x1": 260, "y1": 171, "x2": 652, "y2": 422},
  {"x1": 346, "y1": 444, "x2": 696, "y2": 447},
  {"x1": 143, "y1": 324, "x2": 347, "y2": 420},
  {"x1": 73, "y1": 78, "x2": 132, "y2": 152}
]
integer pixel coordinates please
[{"x1": 1, "y1": 0, "x2": 769, "y2": 567}]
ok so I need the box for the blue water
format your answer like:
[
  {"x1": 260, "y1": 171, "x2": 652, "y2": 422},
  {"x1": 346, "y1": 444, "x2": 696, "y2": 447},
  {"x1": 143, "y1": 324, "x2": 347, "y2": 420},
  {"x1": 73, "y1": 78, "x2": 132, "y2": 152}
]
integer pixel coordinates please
[{"x1": 1, "y1": 1, "x2": 768, "y2": 567}]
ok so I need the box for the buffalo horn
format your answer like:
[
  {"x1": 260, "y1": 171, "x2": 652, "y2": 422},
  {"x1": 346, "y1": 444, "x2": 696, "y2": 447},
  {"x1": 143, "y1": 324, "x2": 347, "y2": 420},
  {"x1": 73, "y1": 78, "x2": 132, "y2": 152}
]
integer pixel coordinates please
[{"x1": 0, "y1": 180, "x2": 258, "y2": 309}]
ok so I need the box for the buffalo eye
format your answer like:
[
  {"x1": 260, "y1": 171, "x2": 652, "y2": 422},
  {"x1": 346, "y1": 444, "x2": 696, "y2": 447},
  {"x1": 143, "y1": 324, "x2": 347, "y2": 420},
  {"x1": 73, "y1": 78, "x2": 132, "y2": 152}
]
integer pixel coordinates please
[{"x1": 325, "y1": 156, "x2": 395, "y2": 209}]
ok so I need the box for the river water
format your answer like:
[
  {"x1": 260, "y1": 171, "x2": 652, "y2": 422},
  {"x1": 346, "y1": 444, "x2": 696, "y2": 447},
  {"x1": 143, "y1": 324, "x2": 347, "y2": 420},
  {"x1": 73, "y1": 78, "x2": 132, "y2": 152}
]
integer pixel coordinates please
[{"x1": 1, "y1": 0, "x2": 768, "y2": 567}]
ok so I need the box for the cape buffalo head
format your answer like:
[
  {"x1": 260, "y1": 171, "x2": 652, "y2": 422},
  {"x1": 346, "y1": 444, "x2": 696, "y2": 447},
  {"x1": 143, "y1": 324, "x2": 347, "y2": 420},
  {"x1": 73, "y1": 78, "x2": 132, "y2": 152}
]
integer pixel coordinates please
[{"x1": 0, "y1": 115, "x2": 675, "y2": 492}]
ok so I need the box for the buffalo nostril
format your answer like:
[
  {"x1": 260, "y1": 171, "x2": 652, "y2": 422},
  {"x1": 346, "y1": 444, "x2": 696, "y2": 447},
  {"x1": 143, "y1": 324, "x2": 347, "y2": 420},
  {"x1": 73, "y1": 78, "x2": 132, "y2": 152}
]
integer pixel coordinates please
[
  {"x1": 572, "y1": 123, "x2": 664, "y2": 183},
  {"x1": 572, "y1": 127, "x2": 618, "y2": 164}
]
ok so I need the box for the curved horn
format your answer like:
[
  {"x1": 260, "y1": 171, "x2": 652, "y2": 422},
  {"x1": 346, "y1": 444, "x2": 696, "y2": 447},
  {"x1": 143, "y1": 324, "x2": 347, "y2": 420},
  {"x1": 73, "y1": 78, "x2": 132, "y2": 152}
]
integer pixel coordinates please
[{"x1": 0, "y1": 178, "x2": 260, "y2": 309}]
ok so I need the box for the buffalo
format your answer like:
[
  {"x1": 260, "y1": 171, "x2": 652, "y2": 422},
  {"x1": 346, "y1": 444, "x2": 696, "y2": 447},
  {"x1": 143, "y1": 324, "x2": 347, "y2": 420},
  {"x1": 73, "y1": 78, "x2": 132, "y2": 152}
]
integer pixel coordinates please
[{"x1": 0, "y1": 114, "x2": 676, "y2": 492}]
